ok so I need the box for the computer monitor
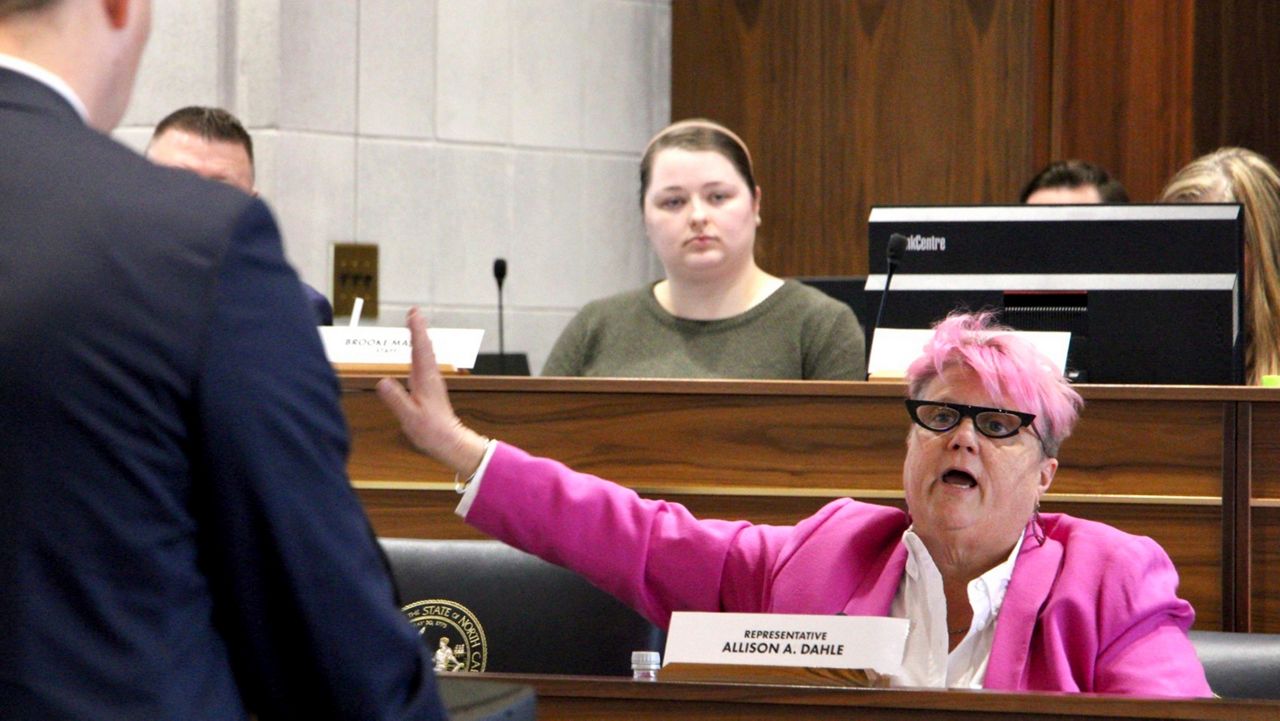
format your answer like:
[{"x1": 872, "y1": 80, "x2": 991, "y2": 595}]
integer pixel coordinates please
[{"x1": 864, "y1": 204, "x2": 1244, "y2": 384}]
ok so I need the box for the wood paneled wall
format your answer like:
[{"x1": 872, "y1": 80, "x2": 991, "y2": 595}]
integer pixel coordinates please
[
  {"x1": 1048, "y1": 0, "x2": 1195, "y2": 202},
  {"x1": 1192, "y1": 0, "x2": 1280, "y2": 166},
  {"x1": 672, "y1": 0, "x2": 1280, "y2": 276},
  {"x1": 672, "y1": 0, "x2": 1046, "y2": 277},
  {"x1": 1251, "y1": 403, "x2": 1280, "y2": 631}
]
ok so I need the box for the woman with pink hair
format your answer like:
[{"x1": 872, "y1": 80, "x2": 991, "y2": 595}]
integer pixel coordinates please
[{"x1": 379, "y1": 310, "x2": 1211, "y2": 696}]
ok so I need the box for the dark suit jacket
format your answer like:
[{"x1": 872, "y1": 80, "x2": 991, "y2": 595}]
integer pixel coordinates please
[
  {"x1": 0, "y1": 68, "x2": 444, "y2": 720},
  {"x1": 305, "y1": 282, "x2": 335, "y2": 325}
]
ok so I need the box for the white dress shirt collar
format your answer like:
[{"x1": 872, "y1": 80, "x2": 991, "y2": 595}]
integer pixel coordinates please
[
  {"x1": 0, "y1": 52, "x2": 88, "y2": 122},
  {"x1": 891, "y1": 527, "x2": 1024, "y2": 689}
]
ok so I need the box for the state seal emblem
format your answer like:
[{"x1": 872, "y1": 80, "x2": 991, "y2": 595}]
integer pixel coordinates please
[{"x1": 402, "y1": 599, "x2": 488, "y2": 672}]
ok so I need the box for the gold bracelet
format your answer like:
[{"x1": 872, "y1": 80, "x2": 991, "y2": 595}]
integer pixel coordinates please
[{"x1": 453, "y1": 438, "x2": 492, "y2": 494}]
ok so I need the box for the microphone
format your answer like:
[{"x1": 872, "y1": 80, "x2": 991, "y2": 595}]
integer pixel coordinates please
[
  {"x1": 493, "y1": 258, "x2": 507, "y2": 288},
  {"x1": 869, "y1": 233, "x2": 908, "y2": 365},
  {"x1": 472, "y1": 259, "x2": 528, "y2": 375},
  {"x1": 493, "y1": 258, "x2": 507, "y2": 372}
]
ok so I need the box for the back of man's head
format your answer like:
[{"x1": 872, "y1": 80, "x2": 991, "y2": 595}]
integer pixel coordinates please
[
  {"x1": 0, "y1": 0, "x2": 152, "y2": 131},
  {"x1": 147, "y1": 106, "x2": 255, "y2": 193},
  {"x1": 151, "y1": 106, "x2": 254, "y2": 163},
  {"x1": 1020, "y1": 160, "x2": 1129, "y2": 204}
]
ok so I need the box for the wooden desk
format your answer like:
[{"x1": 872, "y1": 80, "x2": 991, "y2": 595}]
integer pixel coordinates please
[
  {"x1": 1248, "y1": 401, "x2": 1280, "y2": 631},
  {"x1": 342, "y1": 376, "x2": 1280, "y2": 632},
  {"x1": 439, "y1": 673, "x2": 1280, "y2": 720}
]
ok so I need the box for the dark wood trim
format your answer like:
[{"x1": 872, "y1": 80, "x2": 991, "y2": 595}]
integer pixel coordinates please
[
  {"x1": 1222, "y1": 402, "x2": 1239, "y2": 630},
  {"x1": 345, "y1": 372, "x2": 1280, "y2": 403},
  {"x1": 1233, "y1": 401, "x2": 1253, "y2": 630},
  {"x1": 445, "y1": 673, "x2": 1280, "y2": 720},
  {"x1": 1030, "y1": 0, "x2": 1054, "y2": 171}
]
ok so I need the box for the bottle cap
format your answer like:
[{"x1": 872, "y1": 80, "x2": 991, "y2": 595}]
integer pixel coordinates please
[
  {"x1": 1263, "y1": 375, "x2": 1280, "y2": 387},
  {"x1": 631, "y1": 650, "x2": 660, "y2": 668}
]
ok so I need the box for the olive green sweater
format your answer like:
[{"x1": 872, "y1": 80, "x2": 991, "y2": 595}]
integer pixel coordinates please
[{"x1": 541, "y1": 280, "x2": 866, "y2": 380}]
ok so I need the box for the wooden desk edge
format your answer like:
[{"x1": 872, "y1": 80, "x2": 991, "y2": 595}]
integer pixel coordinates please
[
  {"x1": 342, "y1": 374, "x2": 1280, "y2": 402},
  {"x1": 439, "y1": 673, "x2": 1280, "y2": 720}
]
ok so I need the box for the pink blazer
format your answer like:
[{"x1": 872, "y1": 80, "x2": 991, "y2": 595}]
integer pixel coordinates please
[{"x1": 467, "y1": 443, "x2": 1212, "y2": 697}]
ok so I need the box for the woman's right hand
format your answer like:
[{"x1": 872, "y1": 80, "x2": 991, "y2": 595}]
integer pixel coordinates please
[{"x1": 376, "y1": 307, "x2": 489, "y2": 477}]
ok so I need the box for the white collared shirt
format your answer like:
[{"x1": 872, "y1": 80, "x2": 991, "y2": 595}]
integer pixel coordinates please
[
  {"x1": 890, "y1": 528, "x2": 1023, "y2": 689},
  {"x1": 0, "y1": 53, "x2": 88, "y2": 122}
]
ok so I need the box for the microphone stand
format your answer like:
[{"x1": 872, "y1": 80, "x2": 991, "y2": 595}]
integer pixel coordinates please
[
  {"x1": 870, "y1": 233, "x2": 908, "y2": 367},
  {"x1": 494, "y1": 258, "x2": 507, "y2": 375},
  {"x1": 477, "y1": 258, "x2": 528, "y2": 376}
]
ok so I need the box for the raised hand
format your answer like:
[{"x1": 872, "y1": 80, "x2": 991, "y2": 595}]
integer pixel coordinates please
[{"x1": 376, "y1": 307, "x2": 489, "y2": 477}]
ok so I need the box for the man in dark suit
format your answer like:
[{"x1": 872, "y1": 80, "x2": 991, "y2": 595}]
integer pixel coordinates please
[
  {"x1": 0, "y1": 1, "x2": 444, "y2": 719},
  {"x1": 146, "y1": 104, "x2": 335, "y2": 325}
]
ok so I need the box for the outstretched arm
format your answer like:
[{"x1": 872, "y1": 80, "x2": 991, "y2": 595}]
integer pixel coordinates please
[
  {"x1": 376, "y1": 307, "x2": 489, "y2": 477},
  {"x1": 380, "y1": 310, "x2": 788, "y2": 626}
]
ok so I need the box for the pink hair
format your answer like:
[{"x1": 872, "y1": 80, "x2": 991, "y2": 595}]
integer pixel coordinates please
[{"x1": 905, "y1": 312, "x2": 1083, "y2": 456}]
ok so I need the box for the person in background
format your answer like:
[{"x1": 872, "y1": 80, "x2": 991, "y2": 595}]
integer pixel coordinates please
[
  {"x1": 1020, "y1": 160, "x2": 1129, "y2": 204},
  {"x1": 542, "y1": 118, "x2": 865, "y2": 380},
  {"x1": 147, "y1": 105, "x2": 333, "y2": 325},
  {"x1": 1161, "y1": 147, "x2": 1280, "y2": 384},
  {"x1": 380, "y1": 309, "x2": 1211, "y2": 697},
  {"x1": 0, "y1": 1, "x2": 443, "y2": 718}
]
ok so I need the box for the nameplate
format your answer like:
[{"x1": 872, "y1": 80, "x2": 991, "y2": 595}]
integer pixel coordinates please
[
  {"x1": 664, "y1": 612, "x2": 908, "y2": 676},
  {"x1": 318, "y1": 326, "x2": 484, "y2": 370}
]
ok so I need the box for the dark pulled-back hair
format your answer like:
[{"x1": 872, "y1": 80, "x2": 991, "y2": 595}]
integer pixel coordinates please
[
  {"x1": 1019, "y1": 160, "x2": 1129, "y2": 203},
  {"x1": 0, "y1": 0, "x2": 57, "y2": 19},
  {"x1": 151, "y1": 106, "x2": 254, "y2": 164},
  {"x1": 639, "y1": 119, "x2": 756, "y2": 209}
]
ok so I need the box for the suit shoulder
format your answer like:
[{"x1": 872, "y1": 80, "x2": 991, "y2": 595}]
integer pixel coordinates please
[
  {"x1": 779, "y1": 280, "x2": 859, "y2": 320},
  {"x1": 794, "y1": 498, "x2": 909, "y2": 541},
  {"x1": 580, "y1": 286, "x2": 654, "y2": 312},
  {"x1": 28, "y1": 121, "x2": 261, "y2": 248},
  {"x1": 1043, "y1": 512, "x2": 1148, "y2": 544},
  {"x1": 1042, "y1": 513, "x2": 1169, "y2": 572},
  {"x1": 99, "y1": 134, "x2": 259, "y2": 232},
  {"x1": 568, "y1": 286, "x2": 656, "y2": 327}
]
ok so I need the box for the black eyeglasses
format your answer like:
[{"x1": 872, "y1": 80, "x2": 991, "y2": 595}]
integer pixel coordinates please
[{"x1": 904, "y1": 400, "x2": 1037, "y2": 440}]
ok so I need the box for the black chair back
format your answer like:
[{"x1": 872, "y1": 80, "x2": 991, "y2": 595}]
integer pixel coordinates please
[
  {"x1": 380, "y1": 538, "x2": 665, "y2": 676},
  {"x1": 1189, "y1": 630, "x2": 1280, "y2": 700}
]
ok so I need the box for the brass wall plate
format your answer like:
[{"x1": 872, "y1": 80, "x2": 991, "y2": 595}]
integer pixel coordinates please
[{"x1": 332, "y1": 242, "x2": 378, "y2": 318}]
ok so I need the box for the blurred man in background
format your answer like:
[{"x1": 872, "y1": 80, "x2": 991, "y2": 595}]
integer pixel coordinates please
[{"x1": 147, "y1": 104, "x2": 334, "y2": 324}]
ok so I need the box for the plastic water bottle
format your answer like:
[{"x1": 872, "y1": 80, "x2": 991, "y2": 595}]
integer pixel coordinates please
[{"x1": 631, "y1": 650, "x2": 660, "y2": 681}]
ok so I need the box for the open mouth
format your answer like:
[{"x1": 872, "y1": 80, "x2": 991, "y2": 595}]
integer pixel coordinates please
[{"x1": 941, "y1": 469, "x2": 978, "y2": 489}]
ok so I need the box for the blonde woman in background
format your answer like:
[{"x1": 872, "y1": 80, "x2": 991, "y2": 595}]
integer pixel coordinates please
[{"x1": 1161, "y1": 147, "x2": 1280, "y2": 384}]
